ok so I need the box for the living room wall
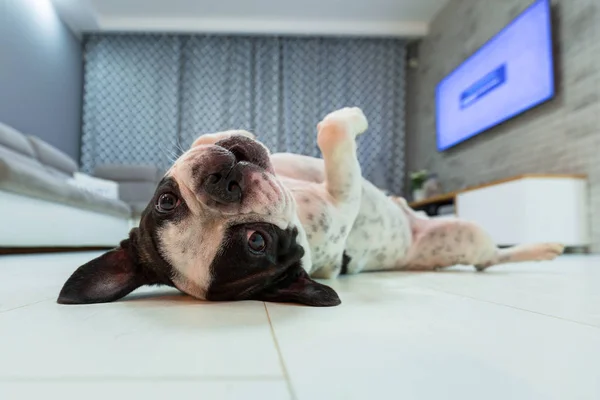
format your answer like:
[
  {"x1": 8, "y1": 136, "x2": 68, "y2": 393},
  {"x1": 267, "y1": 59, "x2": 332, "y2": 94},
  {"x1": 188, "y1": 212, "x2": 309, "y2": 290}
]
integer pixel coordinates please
[
  {"x1": 406, "y1": 0, "x2": 600, "y2": 251},
  {"x1": 0, "y1": 0, "x2": 83, "y2": 160}
]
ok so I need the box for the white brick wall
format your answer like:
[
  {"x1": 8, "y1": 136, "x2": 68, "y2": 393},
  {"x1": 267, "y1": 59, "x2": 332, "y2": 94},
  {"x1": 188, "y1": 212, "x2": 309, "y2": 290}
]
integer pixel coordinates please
[{"x1": 406, "y1": 0, "x2": 600, "y2": 251}]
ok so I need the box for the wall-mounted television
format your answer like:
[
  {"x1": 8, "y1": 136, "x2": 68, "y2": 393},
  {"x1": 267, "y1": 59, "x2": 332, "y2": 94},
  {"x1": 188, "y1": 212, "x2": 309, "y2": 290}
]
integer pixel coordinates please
[{"x1": 436, "y1": 0, "x2": 554, "y2": 151}]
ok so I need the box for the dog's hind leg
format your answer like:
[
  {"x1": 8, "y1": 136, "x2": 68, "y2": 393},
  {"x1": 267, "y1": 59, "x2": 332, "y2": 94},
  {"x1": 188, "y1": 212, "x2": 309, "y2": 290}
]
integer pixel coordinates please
[
  {"x1": 316, "y1": 107, "x2": 368, "y2": 205},
  {"x1": 477, "y1": 243, "x2": 566, "y2": 271},
  {"x1": 404, "y1": 218, "x2": 564, "y2": 271}
]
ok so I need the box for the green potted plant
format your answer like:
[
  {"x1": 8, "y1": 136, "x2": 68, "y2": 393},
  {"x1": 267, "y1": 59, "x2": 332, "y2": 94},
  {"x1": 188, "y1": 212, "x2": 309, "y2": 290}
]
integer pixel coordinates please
[{"x1": 410, "y1": 169, "x2": 428, "y2": 201}]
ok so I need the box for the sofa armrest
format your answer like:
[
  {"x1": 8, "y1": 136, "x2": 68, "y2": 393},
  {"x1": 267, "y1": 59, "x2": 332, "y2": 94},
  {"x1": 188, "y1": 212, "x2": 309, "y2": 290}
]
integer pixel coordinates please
[{"x1": 94, "y1": 164, "x2": 159, "y2": 205}]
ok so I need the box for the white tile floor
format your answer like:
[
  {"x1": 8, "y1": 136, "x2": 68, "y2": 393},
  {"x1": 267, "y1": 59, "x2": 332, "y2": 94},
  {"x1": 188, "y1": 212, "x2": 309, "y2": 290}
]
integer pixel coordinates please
[{"x1": 1, "y1": 252, "x2": 599, "y2": 400}]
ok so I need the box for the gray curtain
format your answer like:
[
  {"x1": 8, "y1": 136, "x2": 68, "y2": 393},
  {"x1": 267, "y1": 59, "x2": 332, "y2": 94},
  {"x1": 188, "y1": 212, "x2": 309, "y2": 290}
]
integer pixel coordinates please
[{"x1": 81, "y1": 34, "x2": 406, "y2": 193}]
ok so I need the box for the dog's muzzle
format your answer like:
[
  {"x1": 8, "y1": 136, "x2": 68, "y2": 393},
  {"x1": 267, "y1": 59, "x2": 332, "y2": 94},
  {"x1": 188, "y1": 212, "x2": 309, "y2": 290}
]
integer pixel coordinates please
[
  {"x1": 203, "y1": 165, "x2": 244, "y2": 204},
  {"x1": 201, "y1": 135, "x2": 272, "y2": 205}
]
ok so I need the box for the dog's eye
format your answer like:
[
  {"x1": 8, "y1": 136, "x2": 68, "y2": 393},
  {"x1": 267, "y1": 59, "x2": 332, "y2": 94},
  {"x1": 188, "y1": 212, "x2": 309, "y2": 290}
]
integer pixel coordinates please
[
  {"x1": 247, "y1": 231, "x2": 266, "y2": 254},
  {"x1": 156, "y1": 193, "x2": 179, "y2": 213}
]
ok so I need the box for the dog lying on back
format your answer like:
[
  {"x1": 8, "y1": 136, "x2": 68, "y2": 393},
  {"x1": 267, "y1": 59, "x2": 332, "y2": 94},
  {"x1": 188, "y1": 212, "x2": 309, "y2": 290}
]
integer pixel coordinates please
[{"x1": 58, "y1": 108, "x2": 564, "y2": 306}]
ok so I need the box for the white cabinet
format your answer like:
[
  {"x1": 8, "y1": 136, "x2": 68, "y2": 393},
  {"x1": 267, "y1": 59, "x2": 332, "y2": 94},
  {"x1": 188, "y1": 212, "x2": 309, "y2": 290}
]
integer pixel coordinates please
[{"x1": 456, "y1": 176, "x2": 589, "y2": 247}]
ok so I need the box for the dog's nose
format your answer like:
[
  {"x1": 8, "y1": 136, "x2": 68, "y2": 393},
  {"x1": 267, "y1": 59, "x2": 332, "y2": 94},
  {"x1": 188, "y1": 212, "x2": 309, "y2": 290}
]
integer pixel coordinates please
[{"x1": 203, "y1": 166, "x2": 244, "y2": 204}]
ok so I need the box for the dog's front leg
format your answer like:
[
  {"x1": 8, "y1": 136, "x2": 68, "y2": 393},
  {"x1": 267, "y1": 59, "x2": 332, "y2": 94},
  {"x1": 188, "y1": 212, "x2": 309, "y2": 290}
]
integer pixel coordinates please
[
  {"x1": 307, "y1": 108, "x2": 368, "y2": 279},
  {"x1": 316, "y1": 107, "x2": 367, "y2": 205}
]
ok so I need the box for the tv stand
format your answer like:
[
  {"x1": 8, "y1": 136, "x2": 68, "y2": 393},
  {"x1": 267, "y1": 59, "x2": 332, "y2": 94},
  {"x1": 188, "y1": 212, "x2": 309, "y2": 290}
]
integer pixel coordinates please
[{"x1": 409, "y1": 174, "x2": 589, "y2": 248}]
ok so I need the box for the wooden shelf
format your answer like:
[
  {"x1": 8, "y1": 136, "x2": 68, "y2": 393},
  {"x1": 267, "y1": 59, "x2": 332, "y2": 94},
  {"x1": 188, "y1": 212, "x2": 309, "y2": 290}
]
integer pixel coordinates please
[{"x1": 408, "y1": 191, "x2": 457, "y2": 209}]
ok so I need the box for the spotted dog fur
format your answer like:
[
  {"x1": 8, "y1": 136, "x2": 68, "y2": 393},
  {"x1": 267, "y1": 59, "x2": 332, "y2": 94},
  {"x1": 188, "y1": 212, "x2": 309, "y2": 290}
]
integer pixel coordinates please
[
  {"x1": 58, "y1": 107, "x2": 565, "y2": 307},
  {"x1": 273, "y1": 108, "x2": 563, "y2": 278}
]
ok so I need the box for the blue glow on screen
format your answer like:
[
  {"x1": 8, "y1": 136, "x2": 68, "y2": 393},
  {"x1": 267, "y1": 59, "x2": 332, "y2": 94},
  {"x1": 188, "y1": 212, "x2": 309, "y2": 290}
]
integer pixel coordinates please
[{"x1": 436, "y1": 0, "x2": 554, "y2": 151}]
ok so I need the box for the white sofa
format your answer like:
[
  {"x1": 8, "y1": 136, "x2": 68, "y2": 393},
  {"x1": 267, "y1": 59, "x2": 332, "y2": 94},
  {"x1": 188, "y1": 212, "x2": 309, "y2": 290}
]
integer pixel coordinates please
[{"x1": 0, "y1": 122, "x2": 147, "y2": 248}]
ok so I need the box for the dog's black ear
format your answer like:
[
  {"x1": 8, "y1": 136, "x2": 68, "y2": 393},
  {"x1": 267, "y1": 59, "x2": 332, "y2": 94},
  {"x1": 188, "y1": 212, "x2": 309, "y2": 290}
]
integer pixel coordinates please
[
  {"x1": 57, "y1": 238, "x2": 154, "y2": 305},
  {"x1": 256, "y1": 266, "x2": 341, "y2": 307}
]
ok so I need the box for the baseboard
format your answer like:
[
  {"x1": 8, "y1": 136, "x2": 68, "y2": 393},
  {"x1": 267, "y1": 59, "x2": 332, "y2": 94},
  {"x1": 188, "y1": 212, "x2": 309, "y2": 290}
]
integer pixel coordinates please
[{"x1": 0, "y1": 246, "x2": 112, "y2": 255}]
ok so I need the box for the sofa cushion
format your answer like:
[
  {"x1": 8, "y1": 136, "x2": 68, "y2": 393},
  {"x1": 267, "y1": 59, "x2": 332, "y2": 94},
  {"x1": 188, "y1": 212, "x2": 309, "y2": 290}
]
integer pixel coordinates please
[
  {"x1": 68, "y1": 172, "x2": 119, "y2": 200},
  {"x1": 0, "y1": 153, "x2": 131, "y2": 219},
  {"x1": 44, "y1": 167, "x2": 74, "y2": 181},
  {"x1": 118, "y1": 181, "x2": 157, "y2": 205},
  {"x1": 27, "y1": 136, "x2": 78, "y2": 176},
  {"x1": 95, "y1": 164, "x2": 159, "y2": 183},
  {"x1": 130, "y1": 201, "x2": 149, "y2": 217},
  {"x1": 0, "y1": 143, "x2": 43, "y2": 171},
  {"x1": 0, "y1": 122, "x2": 36, "y2": 158}
]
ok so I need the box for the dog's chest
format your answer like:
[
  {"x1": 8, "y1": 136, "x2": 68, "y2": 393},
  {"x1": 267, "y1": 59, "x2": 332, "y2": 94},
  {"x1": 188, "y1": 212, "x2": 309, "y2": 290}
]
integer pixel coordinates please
[
  {"x1": 282, "y1": 181, "x2": 350, "y2": 275},
  {"x1": 344, "y1": 186, "x2": 412, "y2": 273}
]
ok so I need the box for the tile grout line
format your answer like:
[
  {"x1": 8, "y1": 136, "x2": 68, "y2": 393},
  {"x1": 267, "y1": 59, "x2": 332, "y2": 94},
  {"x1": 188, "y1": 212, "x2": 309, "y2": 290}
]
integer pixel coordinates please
[
  {"x1": 0, "y1": 298, "x2": 53, "y2": 315},
  {"x1": 421, "y1": 284, "x2": 600, "y2": 329},
  {"x1": 264, "y1": 303, "x2": 297, "y2": 400},
  {"x1": 0, "y1": 376, "x2": 284, "y2": 382}
]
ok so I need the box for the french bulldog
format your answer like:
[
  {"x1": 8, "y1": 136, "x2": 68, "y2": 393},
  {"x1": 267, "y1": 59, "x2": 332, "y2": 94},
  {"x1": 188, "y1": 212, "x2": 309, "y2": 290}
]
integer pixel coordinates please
[{"x1": 58, "y1": 108, "x2": 564, "y2": 307}]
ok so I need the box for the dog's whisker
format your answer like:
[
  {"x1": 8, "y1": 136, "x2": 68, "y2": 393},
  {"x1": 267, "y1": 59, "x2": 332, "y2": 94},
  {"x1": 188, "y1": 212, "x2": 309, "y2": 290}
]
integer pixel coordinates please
[
  {"x1": 160, "y1": 142, "x2": 184, "y2": 164},
  {"x1": 174, "y1": 137, "x2": 187, "y2": 154}
]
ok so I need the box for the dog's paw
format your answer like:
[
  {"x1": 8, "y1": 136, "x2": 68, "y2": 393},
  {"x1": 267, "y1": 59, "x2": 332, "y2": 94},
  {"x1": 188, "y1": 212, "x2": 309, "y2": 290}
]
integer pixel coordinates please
[
  {"x1": 507, "y1": 242, "x2": 565, "y2": 263},
  {"x1": 532, "y1": 243, "x2": 565, "y2": 260},
  {"x1": 318, "y1": 107, "x2": 368, "y2": 138}
]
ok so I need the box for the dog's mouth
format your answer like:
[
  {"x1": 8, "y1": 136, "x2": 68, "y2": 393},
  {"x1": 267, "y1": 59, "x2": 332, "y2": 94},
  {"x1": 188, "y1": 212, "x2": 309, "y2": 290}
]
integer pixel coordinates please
[
  {"x1": 214, "y1": 135, "x2": 272, "y2": 173},
  {"x1": 187, "y1": 135, "x2": 290, "y2": 218}
]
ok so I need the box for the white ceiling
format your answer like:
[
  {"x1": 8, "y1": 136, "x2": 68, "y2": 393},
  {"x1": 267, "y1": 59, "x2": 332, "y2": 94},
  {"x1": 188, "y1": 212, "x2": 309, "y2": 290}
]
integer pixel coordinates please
[{"x1": 50, "y1": 0, "x2": 448, "y2": 37}]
